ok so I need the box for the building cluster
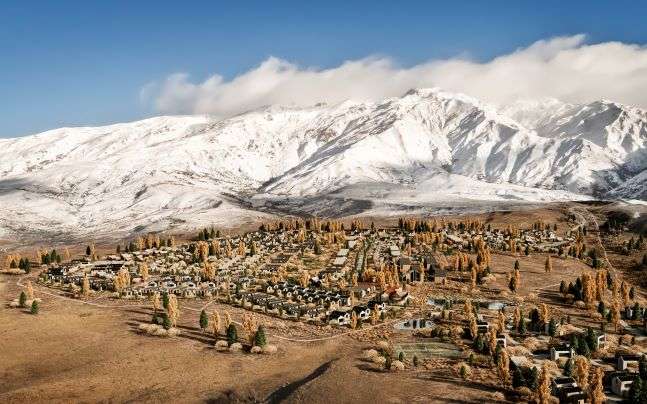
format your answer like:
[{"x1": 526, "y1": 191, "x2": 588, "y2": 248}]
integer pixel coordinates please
[{"x1": 40, "y1": 225, "x2": 458, "y2": 327}]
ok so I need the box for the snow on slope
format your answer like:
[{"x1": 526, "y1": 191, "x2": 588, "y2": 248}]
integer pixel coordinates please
[{"x1": 0, "y1": 88, "x2": 646, "y2": 241}]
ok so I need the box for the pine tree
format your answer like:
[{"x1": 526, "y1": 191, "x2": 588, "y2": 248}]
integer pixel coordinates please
[
  {"x1": 628, "y1": 377, "x2": 643, "y2": 404},
  {"x1": 30, "y1": 300, "x2": 39, "y2": 315},
  {"x1": 528, "y1": 366, "x2": 539, "y2": 390},
  {"x1": 86, "y1": 245, "x2": 91, "y2": 255},
  {"x1": 563, "y1": 357, "x2": 574, "y2": 376},
  {"x1": 254, "y1": 325, "x2": 267, "y2": 347},
  {"x1": 199, "y1": 310, "x2": 208, "y2": 332},
  {"x1": 518, "y1": 316, "x2": 527, "y2": 335},
  {"x1": 548, "y1": 318, "x2": 557, "y2": 337},
  {"x1": 19, "y1": 291, "x2": 27, "y2": 307},
  {"x1": 162, "y1": 313, "x2": 171, "y2": 330},
  {"x1": 512, "y1": 367, "x2": 526, "y2": 388},
  {"x1": 227, "y1": 323, "x2": 238, "y2": 346}
]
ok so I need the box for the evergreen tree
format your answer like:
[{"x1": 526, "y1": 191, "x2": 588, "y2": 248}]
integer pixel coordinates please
[
  {"x1": 162, "y1": 292, "x2": 170, "y2": 310},
  {"x1": 199, "y1": 310, "x2": 208, "y2": 332},
  {"x1": 19, "y1": 291, "x2": 27, "y2": 308},
  {"x1": 254, "y1": 325, "x2": 267, "y2": 347},
  {"x1": 548, "y1": 318, "x2": 557, "y2": 337},
  {"x1": 227, "y1": 323, "x2": 238, "y2": 345},
  {"x1": 512, "y1": 367, "x2": 526, "y2": 389},
  {"x1": 86, "y1": 245, "x2": 91, "y2": 255},
  {"x1": 563, "y1": 358, "x2": 574, "y2": 376},
  {"x1": 30, "y1": 300, "x2": 39, "y2": 315},
  {"x1": 628, "y1": 376, "x2": 643, "y2": 403},
  {"x1": 162, "y1": 313, "x2": 171, "y2": 330},
  {"x1": 639, "y1": 358, "x2": 647, "y2": 380},
  {"x1": 527, "y1": 366, "x2": 539, "y2": 389},
  {"x1": 514, "y1": 260, "x2": 520, "y2": 270},
  {"x1": 518, "y1": 316, "x2": 527, "y2": 335}
]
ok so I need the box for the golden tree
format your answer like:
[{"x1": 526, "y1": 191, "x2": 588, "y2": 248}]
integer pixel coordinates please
[
  {"x1": 113, "y1": 268, "x2": 130, "y2": 293},
  {"x1": 496, "y1": 311, "x2": 506, "y2": 334},
  {"x1": 621, "y1": 281, "x2": 631, "y2": 306},
  {"x1": 582, "y1": 273, "x2": 596, "y2": 306},
  {"x1": 497, "y1": 349, "x2": 510, "y2": 386},
  {"x1": 202, "y1": 261, "x2": 215, "y2": 281},
  {"x1": 544, "y1": 256, "x2": 552, "y2": 273},
  {"x1": 370, "y1": 308, "x2": 379, "y2": 325},
  {"x1": 539, "y1": 303, "x2": 550, "y2": 326},
  {"x1": 139, "y1": 262, "x2": 149, "y2": 282},
  {"x1": 211, "y1": 311, "x2": 221, "y2": 338},
  {"x1": 513, "y1": 306, "x2": 521, "y2": 330},
  {"x1": 350, "y1": 311, "x2": 358, "y2": 330},
  {"x1": 167, "y1": 294, "x2": 180, "y2": 328},
  {"x1": 82, "y1": 274, "x2": 91, "y2": 298},
  {"x1": 224, "y1": 312, "x2": 232, "y2": 330},
  {"x1": 537, "y1": 364, "x2": 551, "y2": 404},
  {"x1": 25, "y1": 280, "x2": 35, "y2": 300},
  {"x1": 487, "y1": 328, "x2": 498, "y2": 359},
  {"x1": 595, "y1": 269, "x2": 607, "y2": 301},
  {"x1": 242, "y1": 313, "x2": 258, "y2": 345},
  {"x1": 574, "y1": 356, "x2": 590, "y2": 391},
  {"x1": 589, "y1": 366, "x2": 605, "y2": 404},
  {"x1": 151, "y1": 292, "x2": 161, "y2": 313},
  {"x1": 610, "y1": 298, "x2": 621, "y2": 332}
]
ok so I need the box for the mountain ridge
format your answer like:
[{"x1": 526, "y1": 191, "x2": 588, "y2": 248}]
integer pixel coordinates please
[{"x1": 0, "y1": 88, "x2": 645, "y2": 240}]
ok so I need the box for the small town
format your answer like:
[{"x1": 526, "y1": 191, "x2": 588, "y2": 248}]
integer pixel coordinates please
[{"x1": 4, "y1": 205, "x2": 647, "y2": 403}]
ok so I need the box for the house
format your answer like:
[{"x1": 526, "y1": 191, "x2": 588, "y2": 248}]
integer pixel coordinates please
[
  {"x1": 596, "y1": 334, "x2": 606, "y2": 349},
  {"x1": 550, "y1": 344, "x2": 575, "y2": 361},
  {"x1": 558, "y1": 386, "x2": 586, "y2": 404},
  {"x1": 352, "y1": 305, "x2": 371, "y2": 321},
  {"x1": 495, "y1": 334, "x2": 507, "y2": 348},
  {"x1": 611, "y1": 373, "x2": 635, "y2": 397},
  {"x1": 551, "y1": 377, "x2": 577, "y2": 395},
  {"x1": 617, "y1": 354, "x2": 643, "y2": 371},
  {"x1": 367, "y1": 300, "x2": 387, "y2": 313},
  {"x1": 429, "y1": 268, "x2": 447, "y2": 284},
  {"x1": 329, "y1": 310, "x2": 351, "y2": 326},
  {"x1": 476, "y1": 320, "x2": 489, "y2": 333}
]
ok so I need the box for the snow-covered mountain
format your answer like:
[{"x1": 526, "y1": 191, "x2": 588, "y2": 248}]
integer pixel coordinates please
[{"x1": 1, "y1": 88, "x2": 645, "y2": 241}]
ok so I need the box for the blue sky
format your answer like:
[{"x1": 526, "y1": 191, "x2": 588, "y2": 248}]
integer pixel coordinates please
[{"x1": 2, "y1": 1, "x2": 647, "y2": 138}]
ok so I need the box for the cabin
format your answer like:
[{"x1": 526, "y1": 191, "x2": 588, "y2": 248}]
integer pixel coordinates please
[
  {"x1": 558, "y1": 386, "x2": 586, "y2": 404},
  {"x1": 550, "y1": 344, "x2": 575, "y2": 361},
  {"x1": 617, "y1": 354, "x2": 643, "y2": 371},
  {"x1": 352, "y1": 305, "x2": 371, "y2": 321},
  {"x1": 551, "y1": 377, "x2": 577, "y2": 395},
  {"x1": 329, "y1": 310, "x2": 351, "y2": 326},
  {"x1": 367, "y1": 300, "x2": 387, "y2": 313},
  {"x1": 611, "y1": 373, "x2": 635, "y2": 397}
]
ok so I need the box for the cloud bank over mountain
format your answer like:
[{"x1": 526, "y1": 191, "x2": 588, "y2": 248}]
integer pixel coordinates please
[{"x1": 143, "y1": 35, "x2": 647, "y2": 117}]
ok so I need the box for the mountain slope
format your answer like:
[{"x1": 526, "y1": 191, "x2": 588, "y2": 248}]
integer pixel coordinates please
[{"x1": 0, "y1": 88, "x2": 645, "y2": 240}]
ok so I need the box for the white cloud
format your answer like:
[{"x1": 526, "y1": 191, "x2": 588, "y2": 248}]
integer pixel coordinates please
[{"x1": 143, "y1": 34, "x2": 647, "y2": 116}]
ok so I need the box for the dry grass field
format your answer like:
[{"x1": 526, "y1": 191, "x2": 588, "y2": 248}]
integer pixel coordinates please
[{"x1": 1, "y1": 202, "x2": 645, "y2": 403}]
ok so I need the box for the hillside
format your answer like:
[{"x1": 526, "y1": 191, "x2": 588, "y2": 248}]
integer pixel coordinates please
[{"x1": 0, "y1": 88, "x2": 645, "y2": 241}]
